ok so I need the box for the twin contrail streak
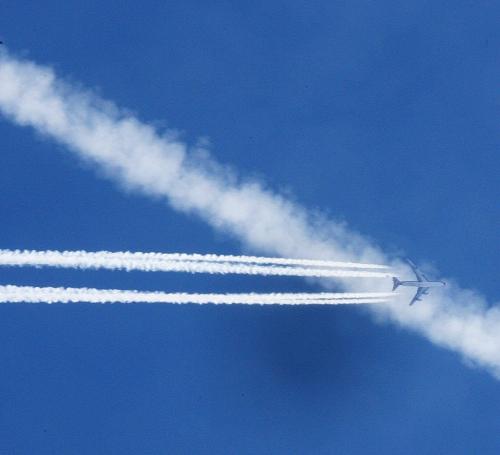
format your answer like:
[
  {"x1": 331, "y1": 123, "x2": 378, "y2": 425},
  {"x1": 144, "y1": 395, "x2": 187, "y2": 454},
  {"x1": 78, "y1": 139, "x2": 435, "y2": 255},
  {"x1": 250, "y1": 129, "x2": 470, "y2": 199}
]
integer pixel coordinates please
[
  {"x1": 0, "y1": 249, "x2": 391, "y2": 304},
  {"x1": 0, "y1": 285, "x2": 393, "y2": 305},
  {"x1": 0, "y1": 250, "x2": 391, "y2": 279},
  {"x1": 94, "y1": 251, "x2": 389, "y2": 269}
]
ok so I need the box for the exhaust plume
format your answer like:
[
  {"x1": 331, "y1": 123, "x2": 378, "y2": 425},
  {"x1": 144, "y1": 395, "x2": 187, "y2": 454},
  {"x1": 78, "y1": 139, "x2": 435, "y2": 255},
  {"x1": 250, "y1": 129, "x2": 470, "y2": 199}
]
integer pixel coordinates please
[
  {"x1": 0, "y1": 285, "x2": 392, "y2": 305},
  {"x1": 0, "y1": 249, "x2": 389, "y2": 278}
]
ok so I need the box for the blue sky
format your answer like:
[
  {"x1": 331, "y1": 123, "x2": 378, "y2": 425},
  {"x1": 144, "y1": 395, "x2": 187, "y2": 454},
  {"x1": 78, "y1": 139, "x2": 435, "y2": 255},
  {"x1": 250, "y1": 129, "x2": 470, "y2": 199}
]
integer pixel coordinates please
[{"x1": 0, "y1": 1, "x2": 499, "y2": 453}]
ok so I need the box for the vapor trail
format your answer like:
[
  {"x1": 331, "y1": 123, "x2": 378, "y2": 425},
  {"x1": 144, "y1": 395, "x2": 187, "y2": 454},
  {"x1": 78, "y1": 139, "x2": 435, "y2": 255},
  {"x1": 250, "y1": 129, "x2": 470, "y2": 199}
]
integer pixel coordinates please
[
  {"x1": 99, "y1": 251, "x2": 389, "y2": 269},
  {"x1": 0, "y1": 249, "x2": 389, "y2": 278},
  {"x1": 0, "y1": 285, "x2": 392, "y2": 305},
  {"x1": 0, "y1": 51, "x2": 499, "y2": 377}
]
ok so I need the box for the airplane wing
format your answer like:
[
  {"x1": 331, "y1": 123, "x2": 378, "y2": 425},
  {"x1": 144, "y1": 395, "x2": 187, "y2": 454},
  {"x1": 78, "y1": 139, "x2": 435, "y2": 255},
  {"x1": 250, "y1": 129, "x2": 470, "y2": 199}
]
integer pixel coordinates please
[
  {"x1": 406, "y1": 258, "x2": 426, "y2": 282},
  {"x1": 409, "y1": 287, "x2": 429, "y2": 306}
]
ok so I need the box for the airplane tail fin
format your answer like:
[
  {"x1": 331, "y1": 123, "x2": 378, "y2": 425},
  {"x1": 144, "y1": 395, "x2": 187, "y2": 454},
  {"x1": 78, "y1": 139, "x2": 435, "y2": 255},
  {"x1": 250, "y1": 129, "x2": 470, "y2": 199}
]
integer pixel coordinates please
[{"x1": 392, "y1": 277, "x2": 401, "y2": 291}]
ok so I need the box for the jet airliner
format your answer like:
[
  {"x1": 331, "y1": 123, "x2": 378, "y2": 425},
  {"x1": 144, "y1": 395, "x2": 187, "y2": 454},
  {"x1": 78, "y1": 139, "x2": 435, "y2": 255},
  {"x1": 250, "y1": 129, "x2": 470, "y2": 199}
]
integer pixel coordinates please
[{"x1": 392, "y1": 259, "x2": 445, "y2": 305}]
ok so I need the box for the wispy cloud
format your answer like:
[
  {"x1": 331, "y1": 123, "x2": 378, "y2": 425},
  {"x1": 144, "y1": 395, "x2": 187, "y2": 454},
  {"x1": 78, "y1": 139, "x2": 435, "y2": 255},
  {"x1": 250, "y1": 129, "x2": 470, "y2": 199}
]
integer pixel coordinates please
[{"x1": 0, "y1": 50, "x2": 499, "y2": 377}]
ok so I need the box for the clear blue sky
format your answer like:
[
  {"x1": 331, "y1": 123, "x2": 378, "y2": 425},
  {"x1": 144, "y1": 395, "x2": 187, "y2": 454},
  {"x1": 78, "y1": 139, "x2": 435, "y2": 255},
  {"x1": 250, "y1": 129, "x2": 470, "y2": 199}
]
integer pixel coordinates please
[{"x1": 0, "y1": 1, "x2": 499, "y2": 453}]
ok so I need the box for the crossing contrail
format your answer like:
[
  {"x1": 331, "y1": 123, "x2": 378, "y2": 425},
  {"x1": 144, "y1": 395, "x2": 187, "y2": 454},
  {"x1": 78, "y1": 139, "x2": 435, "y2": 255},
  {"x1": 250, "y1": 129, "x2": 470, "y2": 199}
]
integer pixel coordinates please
[
  {"x1": 0, "y1": 249, "x2": 391, "y2": 278},
  {"x1": 0, "y1": 285, "x2": 393, "y2": 305},
  {"x1": 1, "y1": 50, "x2": 499, "y2": 378}
]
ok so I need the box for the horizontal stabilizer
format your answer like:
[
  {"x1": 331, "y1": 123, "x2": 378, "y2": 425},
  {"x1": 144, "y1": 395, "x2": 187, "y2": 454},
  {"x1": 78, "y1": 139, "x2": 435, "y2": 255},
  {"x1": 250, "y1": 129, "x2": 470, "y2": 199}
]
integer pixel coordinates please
[{"x1": 392, "y1": 277, "x2": 401, "y2": 291}]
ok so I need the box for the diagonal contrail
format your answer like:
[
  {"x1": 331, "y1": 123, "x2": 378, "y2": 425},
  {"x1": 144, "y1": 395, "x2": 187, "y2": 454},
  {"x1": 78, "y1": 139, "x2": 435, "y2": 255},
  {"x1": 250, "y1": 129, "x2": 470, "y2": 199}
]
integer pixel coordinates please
[
  {"x1": 0, "y1": 50, "x2": 499, "y2": 377},
  {"x1": 0, "y1": 285, "x2": 393, "y2": 305},
  {"x1": 0, "y1": 249, "x2": 390, "y2": 278}
]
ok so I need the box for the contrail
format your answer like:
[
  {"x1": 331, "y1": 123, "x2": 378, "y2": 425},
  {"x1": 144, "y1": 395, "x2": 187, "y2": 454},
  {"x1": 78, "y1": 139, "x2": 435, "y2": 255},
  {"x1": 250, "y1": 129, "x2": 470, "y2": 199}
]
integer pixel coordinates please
[
  {"x1": 97, "y1": 251, "x2": 389, "y2": 269},
  {"x1": 0, "y1": 51, "x2": 499, "y2": 378},
  {"x1": 0, "y1": 285, "x2": 393, "y2": 305},
  {"x1": 0, "y1": 249, "x2": 390, "y2": 278}
]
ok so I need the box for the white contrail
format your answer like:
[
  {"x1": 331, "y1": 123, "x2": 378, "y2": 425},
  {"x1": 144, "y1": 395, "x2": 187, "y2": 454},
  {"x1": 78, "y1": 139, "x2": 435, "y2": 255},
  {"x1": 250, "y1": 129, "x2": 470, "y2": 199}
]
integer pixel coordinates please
[
  {"x1": 0, "y1": 51, "x2": 499, "y2": 378},
  {"x1": 99, "y1": 251, "x2": 389, "y2": 269},
  {"x1": 0, "y1": 249, "x2": 390, "y2": 278},
  {"x1": 0, "y1": 285, "x2": 393, "y2": 305}
]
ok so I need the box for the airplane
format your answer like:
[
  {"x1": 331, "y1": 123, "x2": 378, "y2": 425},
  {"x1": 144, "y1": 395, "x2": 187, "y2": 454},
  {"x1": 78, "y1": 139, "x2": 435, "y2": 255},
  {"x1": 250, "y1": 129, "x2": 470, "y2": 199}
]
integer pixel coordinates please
[{"x1": 392, "y1": 259, "x2": 445, "y2": 305}]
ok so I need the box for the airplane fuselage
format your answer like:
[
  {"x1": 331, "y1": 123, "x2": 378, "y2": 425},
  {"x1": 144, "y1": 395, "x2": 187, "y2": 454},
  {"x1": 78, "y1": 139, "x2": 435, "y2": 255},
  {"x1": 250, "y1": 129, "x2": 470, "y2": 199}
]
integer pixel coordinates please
[
  {"x1": 398, "y1": 280, "x2": 445, "y2": 288},
  {"x1": 393, "y1": 259, "x2": 446, "y2": 305}
]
